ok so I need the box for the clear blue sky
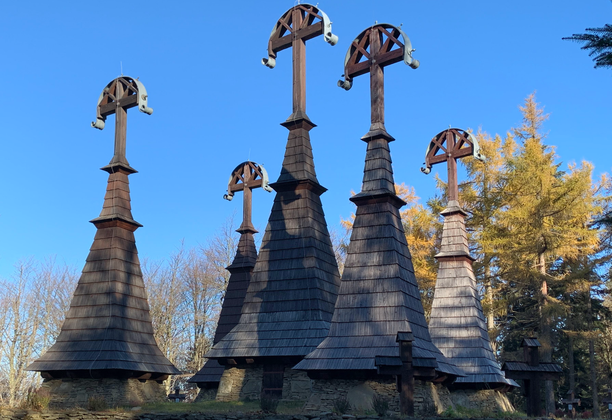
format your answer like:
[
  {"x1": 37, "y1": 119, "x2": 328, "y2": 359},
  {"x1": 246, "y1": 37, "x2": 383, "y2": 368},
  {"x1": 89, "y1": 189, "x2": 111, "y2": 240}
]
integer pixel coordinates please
[{"x1": 1, "y1": 1, "x2": 610, "y2": 279}]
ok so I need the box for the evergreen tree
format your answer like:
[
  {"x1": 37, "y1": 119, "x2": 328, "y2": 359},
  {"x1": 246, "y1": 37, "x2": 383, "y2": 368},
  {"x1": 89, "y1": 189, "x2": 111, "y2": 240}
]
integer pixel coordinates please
[
  {"x1": 494, "y1": 94, "x2": 600, "y2": 414},
  {"x1": 461, "y1": 130, "x2": 516, "y2": 348}
]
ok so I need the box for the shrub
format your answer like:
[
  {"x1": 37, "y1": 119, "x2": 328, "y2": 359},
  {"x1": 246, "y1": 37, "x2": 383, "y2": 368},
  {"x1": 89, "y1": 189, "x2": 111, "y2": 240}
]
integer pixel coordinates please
[
  {"x1": 260, "y1": 397, "x2": 279, "y2": 413},
  {"x1": 554, "y1": 408, "x2": 565, "y2": 418},
  {"x1": 22, "y1": 388, "x2": 50, "y2": 411},
  {"x1": 372, "y1": 394, "x2": 389, "y2": 417},
  {"x1": 87, "y1": 395, "x2": 108, "y2": 411},
  {"x1": 581, "y1": 410, "x2": 592, "y2": 419},
  {"x1": 332, "y1": 397, "x2": 351, "y2": 414}
]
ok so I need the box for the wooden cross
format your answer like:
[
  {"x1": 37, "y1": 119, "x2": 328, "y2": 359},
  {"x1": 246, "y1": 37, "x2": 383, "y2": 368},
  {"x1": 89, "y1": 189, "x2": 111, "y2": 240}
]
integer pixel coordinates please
[
  {"x1": 561, "y1": 389, "x2": 580, "y2": 419},
  {"x1": 91, "y1": 76, "x2": 153, "y2": 168},
  {"x1": 421, "y1": 128, "x2": 484, "y2": 203},
  {"x1": 338, "y1": 23, "x2": 419, "y2": 136},
  {"x1": 262, "y1": 4, "x2": 337, "y2": 117},
  {"x1": 224, "y1": 161, "x2": 272, "y2": 233}
]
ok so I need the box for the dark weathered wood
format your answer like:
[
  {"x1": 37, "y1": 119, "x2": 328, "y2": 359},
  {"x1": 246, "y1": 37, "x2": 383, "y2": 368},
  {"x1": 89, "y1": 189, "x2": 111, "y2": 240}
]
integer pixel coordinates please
[
  {"x1": 296, "y1": 24, "x2": 462, "y2": 384},
  {"x1": 28, "y1": 77, "x2": 179, "y2": 380},
  {"x1": 188, "y1": 161, "x2": 269, "y2": 388},
  {"x1": 205, "y1": 5, "x2": 340, "y2": 380},
  {"x1": 262, "y1": 364, "x2": 285, "y2": 399},
  {"x1": 424, "y1": 127, "x2": 514, "y2": 389},
  {"x1": 502, "y1": 338, "x2": 562, "y2": 416}
]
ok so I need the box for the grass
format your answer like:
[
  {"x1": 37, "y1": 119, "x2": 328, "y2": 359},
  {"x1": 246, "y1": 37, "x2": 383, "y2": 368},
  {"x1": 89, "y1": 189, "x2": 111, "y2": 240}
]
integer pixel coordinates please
[
  {"x1": 441, "y1": 405, "x2": 526, "y2": 418},
  {"x1": 140, "y1": 399, "x2": 304, "y2": 414}
]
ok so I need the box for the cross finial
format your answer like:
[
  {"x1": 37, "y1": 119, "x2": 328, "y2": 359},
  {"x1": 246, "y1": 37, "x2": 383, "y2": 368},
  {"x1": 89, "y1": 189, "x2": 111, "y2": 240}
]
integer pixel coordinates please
[
  {"x1": 338, "y1": 23, "x2": 419, "y2": 138},
  {"x1": 91, "y1": 76, "x2": 153, "y2": 172},
  {"x1": 421, "y1": 128, "x2": 484, "y2": 203},
  {"x1": 261, "y1": 4, "x2": 337, "y2": 120},
  {"x1": 224, "y1": 161, "x2": 272, "y2": 233}
]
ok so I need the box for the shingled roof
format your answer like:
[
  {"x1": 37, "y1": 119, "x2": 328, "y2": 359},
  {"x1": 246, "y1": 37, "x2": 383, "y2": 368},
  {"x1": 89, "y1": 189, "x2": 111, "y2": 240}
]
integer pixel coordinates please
[
  {"x1": 205, "y1": 115, "x2": 341, "y2": 361},
  {"x1": 428, "y1": 201, "x2": 516, "y2": 388},
  {"x1": 294, "y1": 132, "x2": 463, "y2": 378},
  {"x1": 188, "y1": 226, "x2": 258, "y2": 385},
  {"x1": 28, "y1": 162, "x2": 180, "y2": 378}
]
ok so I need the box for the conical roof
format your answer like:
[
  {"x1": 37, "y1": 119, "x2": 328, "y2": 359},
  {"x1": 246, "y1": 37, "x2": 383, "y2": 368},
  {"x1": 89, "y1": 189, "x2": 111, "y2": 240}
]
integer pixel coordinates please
[
  {"x1": 189, "y1": 228, "x2": 257, "y2": 384},
  {"x1": 28, "y1": 163, "x2": 180, "y2": 378},
  {"x1": 428, "y1": 201, "x2": 517, "y2": 388},
  {"x1": 206, "y1": 115, "x2": 341, "y2": 361},
  {"x1": 295, "y1": 132, "x2": 463, "y2": 378}
]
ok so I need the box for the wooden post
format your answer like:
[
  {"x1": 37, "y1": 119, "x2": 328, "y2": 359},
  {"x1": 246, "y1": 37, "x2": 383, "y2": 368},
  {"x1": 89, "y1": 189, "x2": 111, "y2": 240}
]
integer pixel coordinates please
[
  {"x1": 397, "y1": 332, "x2": 414, "y2": 416},
  {"x1": 291, "y1": 8, "x2": 306, "y2": 114},
  {"x1": 369, "y1": 29, "x2": 385, "y2": 134},
  {"x1": 112, "y1": 81, "x2": 128, "y2": 166}
]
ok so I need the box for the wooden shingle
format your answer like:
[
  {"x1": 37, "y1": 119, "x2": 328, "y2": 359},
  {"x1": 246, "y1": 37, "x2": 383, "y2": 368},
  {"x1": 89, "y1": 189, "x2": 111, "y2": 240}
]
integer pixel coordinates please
[
  {"x1": 428, "y1": 203, "x2": 516, "y2": 388},
  {"x1": 295, "y1": 136, "x2": 463, "y2": 379},
  {"x1": 28, "y1": 165, "x2": 179, "y2": 379},
  {"x1": 206, "y1": 116, "x2": 341, "y2": 362}
]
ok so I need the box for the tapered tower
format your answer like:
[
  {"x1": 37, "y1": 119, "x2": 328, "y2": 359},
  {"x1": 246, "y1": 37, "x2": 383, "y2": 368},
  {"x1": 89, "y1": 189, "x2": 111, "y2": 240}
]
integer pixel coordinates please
[
  {"x1": 205, "y1": 4, "x2": 341, "y2": 401},
  {"x1": 28, "y1": 77, "x2": 179, "y2": 408}
]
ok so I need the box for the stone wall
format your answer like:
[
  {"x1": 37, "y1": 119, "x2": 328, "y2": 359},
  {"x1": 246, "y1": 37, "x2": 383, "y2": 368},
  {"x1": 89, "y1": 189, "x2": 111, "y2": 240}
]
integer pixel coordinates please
[
  {"x1": 0, "y1": 410, "x2": 448, "y2": 420},
  {"x1": 193, "y1": 387, "x2": 217, "y2": 402},
  {"x1": 41, "y1": 378, "x2": 167, "y2": 409},
  {"x1": 304, "y1": 379, "x2": 452, "y2": 416},
  {"x1": 215, "y1": 365, "x2": 311, "y2": 402},
  {"x1": 449, "y1": 389, "x2": 514, "y2": 413},
  {"x1": 0, "y1": 409, "x2": 532, "y2": 420}
]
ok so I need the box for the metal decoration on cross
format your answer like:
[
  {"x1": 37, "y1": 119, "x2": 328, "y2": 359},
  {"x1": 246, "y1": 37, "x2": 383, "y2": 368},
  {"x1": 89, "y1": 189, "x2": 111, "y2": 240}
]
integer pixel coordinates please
[
  {"x1": 262, "y1": 3, "x2": 337, "y2": 118},
  {"x1": 224, "y1": 161, "x2": 272, "y2": 233},
  {"x1": 337, "y1": 23, "x2": 419, "y2": 137},
  {"x1": 91, "y1": 76, "x2": 153, "y2": 170},
  {"x1": 421, "y1": 128, "x2": 484, "y2": 202}
]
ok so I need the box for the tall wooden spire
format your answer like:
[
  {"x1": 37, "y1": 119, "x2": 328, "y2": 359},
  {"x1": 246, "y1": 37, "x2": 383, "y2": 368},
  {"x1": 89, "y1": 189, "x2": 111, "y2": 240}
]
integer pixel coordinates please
[
  {"x1": 423, "y1": 128, "x2": 516, "y2": 389},
  {"x1": 28, "y1": 77, "x2": 179, "y2": 380},
  {"x1": 296, "y1": 24, "x2": 462, "y2": 381},
  {"x1": 189, "y1": 162, "x2": 271, "y2": 388},
  {"x1": 206, "y1": 4, "x2": 340, "y2": 376}
]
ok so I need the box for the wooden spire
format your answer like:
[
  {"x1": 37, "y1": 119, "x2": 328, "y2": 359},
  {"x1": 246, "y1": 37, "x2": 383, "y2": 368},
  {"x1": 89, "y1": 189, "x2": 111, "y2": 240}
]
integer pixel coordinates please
[
  {"x1": 28, "y1": 77, "x2": 179, "y2": 380},
  {"x1": 424, "y1": 128, "x2": 516, "y2": 389},
  {"x1": 189, "y1": 162, "x2": 271, "y2": 387},
  {"x1": 296, "y1": 24, "x2": 462, "y2": 381},
  {"x1": 206, "y1": 5, "x2": 340, "y2": 372}
]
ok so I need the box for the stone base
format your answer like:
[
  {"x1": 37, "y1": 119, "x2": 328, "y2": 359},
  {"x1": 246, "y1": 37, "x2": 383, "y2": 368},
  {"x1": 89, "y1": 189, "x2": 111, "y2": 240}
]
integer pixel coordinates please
[
  {"x1": 194, "y1": 386, "x2": 217, "y2": 402},
  {"x1": 216, "y1": 364, "x2": 311, "y2": 402},
  {"x1": 305, "y1": 379, "x2": 452, "y2": 416},
  {"x1": 42, "y1": 378, "x2": 167, "y2": 409},
  {"x1": 449, "y1": 389, "x2": 515, "y2": 413}
]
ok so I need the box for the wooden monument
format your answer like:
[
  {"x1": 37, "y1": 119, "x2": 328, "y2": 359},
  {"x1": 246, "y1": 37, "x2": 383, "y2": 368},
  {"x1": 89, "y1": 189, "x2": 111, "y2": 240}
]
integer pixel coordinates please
[
  {"x1": 295, "y1": 24, "x2": 463, "y2": 416},
  {"x1": 28, "y1": 76, "x2": 180, "y2": 408},
  {"x1": 502, "y1": 338, "x2": 562, "y2": 416},
  {"x1": 424, "y1": 129, "x2": 517, "y2": 392},
  {"x1": 205, "y1": 4, "x2": 341, "y2": 401},
  {"x1": 189, "y1": 161, "x2": 271, "y2": 399}
]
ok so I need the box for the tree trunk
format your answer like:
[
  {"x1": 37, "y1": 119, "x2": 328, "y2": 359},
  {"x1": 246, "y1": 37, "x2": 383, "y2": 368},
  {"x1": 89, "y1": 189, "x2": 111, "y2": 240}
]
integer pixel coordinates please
[
  {"x1": 587, "y1": 293, "x2": 600, "y2": 418},
  {"x1": 567, "y1": 293, "x2": 576, "y2": 395},
  {"x1": 539, "y1": 253, "x2": 555, "y2": 416},
  {"x1": 484, "y1": 262, "x2": 496, "y2": 352}
]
